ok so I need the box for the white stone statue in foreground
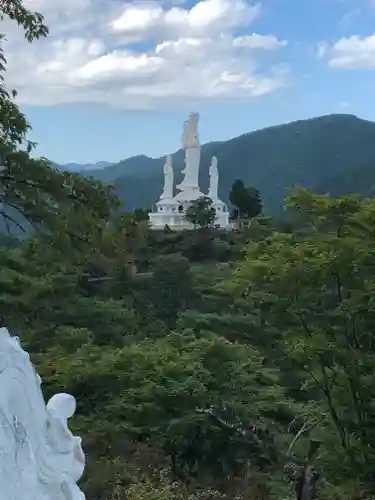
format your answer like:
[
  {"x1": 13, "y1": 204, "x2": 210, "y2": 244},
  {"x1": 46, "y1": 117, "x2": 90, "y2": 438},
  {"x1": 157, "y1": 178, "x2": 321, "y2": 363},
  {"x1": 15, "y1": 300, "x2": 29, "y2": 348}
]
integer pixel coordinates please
[
  {"x1": 160, "y1": 154, "x2": 174, "y2": 200},
  {"x1": 0, "y1": 326, "x2": 85, "y2": 500},
  {"x1": 208, "y1": 156, "x2": 219, "y2": 201}
]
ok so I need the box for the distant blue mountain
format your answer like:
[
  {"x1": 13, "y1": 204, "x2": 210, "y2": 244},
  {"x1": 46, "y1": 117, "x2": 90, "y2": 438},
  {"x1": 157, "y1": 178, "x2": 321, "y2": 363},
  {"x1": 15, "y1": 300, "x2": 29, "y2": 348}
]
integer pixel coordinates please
[{"x1": 57, "y1": 161, "x2": 114, "y2": 172}]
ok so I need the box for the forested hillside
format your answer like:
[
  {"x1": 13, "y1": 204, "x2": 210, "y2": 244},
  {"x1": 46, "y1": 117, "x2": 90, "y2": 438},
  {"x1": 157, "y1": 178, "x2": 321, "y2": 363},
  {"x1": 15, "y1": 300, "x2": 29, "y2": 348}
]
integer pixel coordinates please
[
  {"x1": 315, "y1": 162, "x2": 375, "y2": 197},
  {"x1": 85, "y1": 114, "x2": 375, "y2": 213},
  {"x1": 5, "y1": 190, "x2": 375, "y2": 500}
]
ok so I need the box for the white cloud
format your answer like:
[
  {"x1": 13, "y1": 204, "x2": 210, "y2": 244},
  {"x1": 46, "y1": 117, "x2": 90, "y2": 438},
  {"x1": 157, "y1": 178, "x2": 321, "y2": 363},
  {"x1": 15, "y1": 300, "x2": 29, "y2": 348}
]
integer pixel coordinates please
[
  {"x1": 110, "y1": 0, "x2": 261, "y2": 41},
  {"x1": 4, "y1": 0, "x2": 289, "y2": 109},
  {"x1": 325, "y1": 34, "x2": 375, "y2": 69},
  {"x1": 233, "y1": 34, "x2": 286, "y2": 50}
]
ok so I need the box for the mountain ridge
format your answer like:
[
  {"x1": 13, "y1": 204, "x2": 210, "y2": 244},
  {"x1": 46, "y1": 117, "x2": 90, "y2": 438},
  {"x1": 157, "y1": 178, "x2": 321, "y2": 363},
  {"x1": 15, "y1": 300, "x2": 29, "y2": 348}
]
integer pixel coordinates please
[
  {"x1": 84, "y1": 113, "x2": 364, "y2": 174},
  {"x1": 57, "y1": 161, "x2": 115, "y2": 172},
  {"x1": 80, "y1": 113, "x2": 375, "y2": 213}
]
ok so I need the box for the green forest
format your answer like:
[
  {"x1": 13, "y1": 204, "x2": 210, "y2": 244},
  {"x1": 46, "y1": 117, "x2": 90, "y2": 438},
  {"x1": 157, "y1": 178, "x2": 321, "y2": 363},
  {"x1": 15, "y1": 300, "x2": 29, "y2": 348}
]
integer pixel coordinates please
[
  {"x1": 4, "y1": 183, "x2": 375, "y2": 500},
  {"x1": 2, "y1": 2, "x2": 375, "y2": 500}
]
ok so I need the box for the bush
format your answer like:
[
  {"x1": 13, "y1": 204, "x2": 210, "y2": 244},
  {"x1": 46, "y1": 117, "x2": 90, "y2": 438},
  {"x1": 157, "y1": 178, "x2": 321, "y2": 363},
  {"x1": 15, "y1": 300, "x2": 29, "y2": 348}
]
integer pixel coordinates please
[{"x1": 125, "y1": 470, "x2": 228, "y2": 500}]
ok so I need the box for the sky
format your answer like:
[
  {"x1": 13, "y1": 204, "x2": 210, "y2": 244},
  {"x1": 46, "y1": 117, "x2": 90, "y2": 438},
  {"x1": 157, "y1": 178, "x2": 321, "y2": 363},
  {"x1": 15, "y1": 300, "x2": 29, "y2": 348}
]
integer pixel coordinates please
[{"x1": 5, "y1": 0, "x2": 375, "y2": 163}]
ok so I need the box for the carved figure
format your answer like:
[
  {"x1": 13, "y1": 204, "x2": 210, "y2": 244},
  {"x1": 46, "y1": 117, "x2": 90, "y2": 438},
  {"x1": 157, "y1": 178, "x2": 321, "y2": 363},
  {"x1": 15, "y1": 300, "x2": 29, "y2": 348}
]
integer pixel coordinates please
[
  {"x1": 181, "y1": 112, "x2": 200, "y2": 149},
  {"x1": 0, "y1": 327, "x2": 86, "y2": 500},
  {"x1": 177, "y1": 112, "x2": 201, "y2": 191},
  {"x1": 208, "y1": 156, "x2": 219, "y2": 200},
  {"x1": 39, "y1": 393, "x2": 85, "y2": 500},
  {"x1": 160, "y1": 155, "x2": 174, "y2": 199}
]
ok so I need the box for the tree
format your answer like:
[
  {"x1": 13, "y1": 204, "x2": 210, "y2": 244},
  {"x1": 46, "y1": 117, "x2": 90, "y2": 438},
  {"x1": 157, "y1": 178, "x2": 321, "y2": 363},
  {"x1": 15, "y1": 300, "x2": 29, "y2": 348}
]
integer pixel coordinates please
[
  {"x1": 0, "y1": 1, "x2": 118, "y2": 247},
  {"x1": 229, "y1": 188, "x2": 375, "y2": 489},
  {"x1": 133, "y1": 208, "x2": 150, "y2": 222},
  {"x1": 0, "y1": 238, "x2": 140, "y2": 348},
  {"x1": 43, "y1": 330, "x2": 287, "y2": 480},
  {"x1": 185, "y1": 196, "x2": 216, "y2": 229},
  {"x1": 148, "y1": 254, "x2": 194, "y2": 327},
  {"x1": 229, "y1": 179, "x2": 262, "y2": 219}
]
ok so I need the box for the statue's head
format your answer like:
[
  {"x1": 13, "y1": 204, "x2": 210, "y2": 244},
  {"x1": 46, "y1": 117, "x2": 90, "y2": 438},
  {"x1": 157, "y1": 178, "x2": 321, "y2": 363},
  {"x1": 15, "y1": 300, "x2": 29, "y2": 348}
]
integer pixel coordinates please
[
  {"x1": 182, "y1": 112, "x2": 199, "y2": 146},
  {"x1": 47, "y1": 393, "x2": 76, "y2": 420},
  {"x1": 188, "y1": 112, "x2": 199, "y2": 124}
]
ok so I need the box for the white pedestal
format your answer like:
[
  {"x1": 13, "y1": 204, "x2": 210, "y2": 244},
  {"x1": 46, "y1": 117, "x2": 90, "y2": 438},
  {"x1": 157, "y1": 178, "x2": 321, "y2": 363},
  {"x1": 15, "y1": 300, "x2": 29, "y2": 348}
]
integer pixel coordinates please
[
  {"x1": 148, "y1": 196, "x2": 232, "y2": 230},
  {"x1": 212, "y1": 199, "x2": 231, "y2": 228},
  {"x1": 148, "y1": 197, "x2": 194, "y2": 230}
]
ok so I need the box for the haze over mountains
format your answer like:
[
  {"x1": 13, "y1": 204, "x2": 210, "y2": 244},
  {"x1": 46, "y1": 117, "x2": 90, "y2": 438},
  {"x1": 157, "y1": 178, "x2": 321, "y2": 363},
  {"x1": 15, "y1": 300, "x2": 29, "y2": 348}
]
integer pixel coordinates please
[
  {"x1": 57, "y1": 161, "x2": 114, "y2": 172},
  {"x1": 67, "y1": 114, "x2": 375, "y2": 214}
]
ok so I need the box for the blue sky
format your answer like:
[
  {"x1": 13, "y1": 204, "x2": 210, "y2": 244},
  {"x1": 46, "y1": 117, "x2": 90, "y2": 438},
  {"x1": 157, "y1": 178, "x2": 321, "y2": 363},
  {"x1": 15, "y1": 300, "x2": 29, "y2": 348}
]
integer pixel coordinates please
[{"x1": 8, "y1": 0, "x2": 375, "y2": 163}]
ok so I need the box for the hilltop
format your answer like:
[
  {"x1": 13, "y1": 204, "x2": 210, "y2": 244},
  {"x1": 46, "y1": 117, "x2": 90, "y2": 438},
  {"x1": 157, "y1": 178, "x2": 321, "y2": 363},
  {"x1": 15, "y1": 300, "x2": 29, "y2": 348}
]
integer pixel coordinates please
[
  {"x1": 84, "y1": 114, "x2": 375, "y2": 213},
  {"x1": 57, "y1": 161, "x2": 114, "y2": 172}
]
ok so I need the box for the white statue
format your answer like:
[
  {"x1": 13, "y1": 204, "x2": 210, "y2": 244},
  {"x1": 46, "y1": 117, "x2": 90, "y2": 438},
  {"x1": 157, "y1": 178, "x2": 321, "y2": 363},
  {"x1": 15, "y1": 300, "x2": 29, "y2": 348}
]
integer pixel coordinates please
[
  {"x1": 160, "y1": 154, "x2": 174, "y2": 199},
  {"x1": 0, "y1": 327, "x2": 86, "y2": 500},
  {"x1": 181, "y1": 112, "x2": 200, "y2": 149},
  {"x1": 177, "y1": 112, "x2": 201, "y2": 192},
  {"x1": 208, "y1": 156, "x2": 219, "y2": 200}
]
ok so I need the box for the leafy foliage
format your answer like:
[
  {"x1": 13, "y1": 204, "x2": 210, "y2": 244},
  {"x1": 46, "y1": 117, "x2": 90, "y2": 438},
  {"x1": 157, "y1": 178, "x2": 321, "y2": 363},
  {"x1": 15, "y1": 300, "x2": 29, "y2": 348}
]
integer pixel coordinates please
[
  {"x1": 228, "y1": 188, "x2": 375, "y2": 493},
  {"x1": 229, "y1": 179, "x2": 262, "y2": 219},
  {"x1": 185, "y1": 197, "x2": 216, "y2": 228},
  {"x1": 5, "y1": 187, "x2": 375, "y2": 500},
  {"x1": 0, "y1": 0, "x2": 118, "y2": 246},
  {"x1": 134, "y1": 208, "x2": 151, "y2": 222},
  {"x1": 125, "y1": 470, "x2": 227, "y2": 500}
]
